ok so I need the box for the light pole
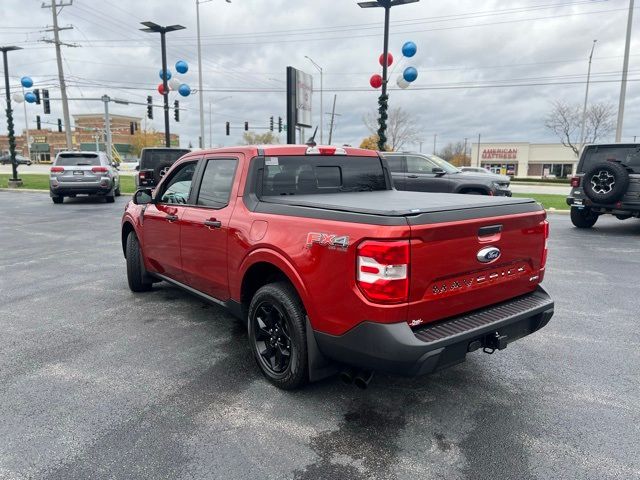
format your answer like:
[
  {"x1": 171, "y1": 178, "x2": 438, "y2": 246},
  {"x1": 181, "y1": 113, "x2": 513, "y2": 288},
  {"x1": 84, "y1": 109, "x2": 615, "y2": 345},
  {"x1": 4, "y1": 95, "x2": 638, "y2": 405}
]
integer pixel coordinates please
[
  {"x1": 140, "y1": 22, "x2": 185, "y2": 148},
  {"x1": 197, "y1": 0, "x2": 231, "y2": 149},
  {"x1": 358, "y1": 0, "x2": 419, "y2": 151},
  {"x1": 1, "y1": 45, "x2": 23, "y2": 187},
  {"x1": 579, "y1": 39, "x2": 597, "y2": 150},
  {"x1": 305, "y1": 56, "x2": 323, "y2": 144},
  {"x1": 615, "y1": 0, "x2": 634, "y2": 142}
]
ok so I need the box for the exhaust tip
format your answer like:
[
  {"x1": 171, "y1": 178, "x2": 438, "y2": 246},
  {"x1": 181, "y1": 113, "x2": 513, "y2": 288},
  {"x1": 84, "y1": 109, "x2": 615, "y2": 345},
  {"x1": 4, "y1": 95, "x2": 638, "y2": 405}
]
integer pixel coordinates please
[
  {"x1": 353, "y1": 370, "x2": 374, "y2": 390},
  {"x1": 339, "y1": 368, "x2": 356, "y2": 385}
]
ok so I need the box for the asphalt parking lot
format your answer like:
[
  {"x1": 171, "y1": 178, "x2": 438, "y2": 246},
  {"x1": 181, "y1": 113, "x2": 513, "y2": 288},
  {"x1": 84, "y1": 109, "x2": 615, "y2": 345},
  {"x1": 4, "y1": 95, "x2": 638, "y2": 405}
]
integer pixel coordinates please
[{"x1": 1, "y1": 191, "x2": 638, "y2": 480}]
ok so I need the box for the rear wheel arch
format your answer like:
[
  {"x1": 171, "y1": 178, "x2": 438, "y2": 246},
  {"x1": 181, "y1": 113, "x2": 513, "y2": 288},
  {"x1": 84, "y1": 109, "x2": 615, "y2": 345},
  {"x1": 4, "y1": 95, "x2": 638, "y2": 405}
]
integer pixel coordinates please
[
  {"x1": 459, "y1": 187, "x2": 489, "y2": 195},
  {"x1": 240, "y1": 262, "x2": 304, "y2": 319}
]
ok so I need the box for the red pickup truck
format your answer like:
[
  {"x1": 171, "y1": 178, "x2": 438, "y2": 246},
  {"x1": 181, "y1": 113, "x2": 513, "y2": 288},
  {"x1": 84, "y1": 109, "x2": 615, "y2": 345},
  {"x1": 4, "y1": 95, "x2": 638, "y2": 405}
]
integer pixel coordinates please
[{"x1": 121, "y1": 145, "x2": 553, "y2": 389}]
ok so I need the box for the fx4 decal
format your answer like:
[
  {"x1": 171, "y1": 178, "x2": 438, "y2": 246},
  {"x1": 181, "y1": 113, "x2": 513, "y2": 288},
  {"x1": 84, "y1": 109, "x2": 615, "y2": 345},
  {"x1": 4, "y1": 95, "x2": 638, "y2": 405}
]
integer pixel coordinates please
[{"x1": 306, "y1": 232, "x2": 350, "y2": 250}]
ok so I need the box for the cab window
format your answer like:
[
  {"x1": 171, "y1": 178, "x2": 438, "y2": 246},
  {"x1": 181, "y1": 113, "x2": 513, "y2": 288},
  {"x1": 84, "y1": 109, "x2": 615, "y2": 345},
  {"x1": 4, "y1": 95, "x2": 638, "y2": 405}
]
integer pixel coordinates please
[{"x1": 159, "y1": 162, "x2": 196, "y2": 204}]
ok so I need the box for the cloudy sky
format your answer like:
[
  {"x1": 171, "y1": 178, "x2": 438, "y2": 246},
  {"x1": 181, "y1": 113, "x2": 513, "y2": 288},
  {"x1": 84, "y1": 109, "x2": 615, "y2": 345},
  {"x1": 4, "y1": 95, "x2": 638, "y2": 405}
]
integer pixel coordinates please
[{"x1": 1, "y1": 0, "x2": 638, "y2": 151}]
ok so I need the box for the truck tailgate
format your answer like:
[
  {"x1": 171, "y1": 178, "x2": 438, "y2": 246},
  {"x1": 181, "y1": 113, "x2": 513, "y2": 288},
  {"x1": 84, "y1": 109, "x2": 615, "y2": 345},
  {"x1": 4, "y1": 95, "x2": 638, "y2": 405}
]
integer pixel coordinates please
[{"x1": 407, "y1": 210, "x2": 547, "y2": 327}]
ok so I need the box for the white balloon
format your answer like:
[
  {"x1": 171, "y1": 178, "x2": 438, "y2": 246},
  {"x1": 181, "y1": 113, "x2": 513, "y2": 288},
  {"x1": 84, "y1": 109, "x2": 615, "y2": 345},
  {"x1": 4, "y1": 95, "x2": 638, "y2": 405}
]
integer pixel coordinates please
[
  {"x1": 397, "y1": 75, "x2": 410, "y2": 89},
  {"x1": 12, "y1": 92, "x2": 25, "y2": 103},
  {"x1": 168, "y1": 78, "x2": 181, "y2": 91}
]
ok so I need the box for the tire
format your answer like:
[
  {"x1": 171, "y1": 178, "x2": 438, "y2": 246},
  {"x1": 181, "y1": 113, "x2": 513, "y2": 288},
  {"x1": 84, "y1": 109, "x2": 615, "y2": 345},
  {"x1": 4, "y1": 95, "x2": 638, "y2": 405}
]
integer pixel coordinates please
[
  {"x1": 583, "y1": 161, "x2": 629, "y2": 204},
  {"x1": 115, "y1": 185, "x2": 121, "y2": 196},
  {"x1": 248, "y1": 282, "x2": 308, "y2": 390},
  {"x1": 105, "y1": 195, "x2": 115, "y2": 203},
  {"x1": 126, "y1": 232, "x2": 153, "y2": 292},
  {"x1": 153, "y1": 162, "x2": 174, "y2": 185},
  {"x1": 51, "y1": 196, "x2": 63, "y2": 204},
  {"x1": 464, "y1": 190, "x2": 485, "y2": 195},
  {"x1": 570, "y1": 207, "x2": 598, "y2": 229}
]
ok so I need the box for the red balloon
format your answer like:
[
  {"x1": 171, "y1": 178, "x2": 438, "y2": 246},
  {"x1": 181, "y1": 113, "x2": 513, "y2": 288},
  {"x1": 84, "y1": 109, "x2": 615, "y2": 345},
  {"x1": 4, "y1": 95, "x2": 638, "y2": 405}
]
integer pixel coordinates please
[
  {"x1": 370, "y1": 74, "x2": 383, "y2": 89},
  {"x1": 379, "y1": 53, "x2": 394, "y2": 67},
  {"x1": 157, "y1": 83, "x2": 167, "y2": 95}
]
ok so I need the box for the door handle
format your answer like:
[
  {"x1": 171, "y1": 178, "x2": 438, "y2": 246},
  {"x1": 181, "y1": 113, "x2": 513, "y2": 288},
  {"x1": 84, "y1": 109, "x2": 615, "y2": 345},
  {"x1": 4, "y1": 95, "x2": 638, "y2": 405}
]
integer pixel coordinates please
[
  {"x1": 407, "y1": 174, "x2": 419, "y2": 179},
  {"x1": 165, "y1": 214, "x2": 179, "y2": 222},
  {"x1": 204, "y1": 219, "x2": 222, "y2": 229}
]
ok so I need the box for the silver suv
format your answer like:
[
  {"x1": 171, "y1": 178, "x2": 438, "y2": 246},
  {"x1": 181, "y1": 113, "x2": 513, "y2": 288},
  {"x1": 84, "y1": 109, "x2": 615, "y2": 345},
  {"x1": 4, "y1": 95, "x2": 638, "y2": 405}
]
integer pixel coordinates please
[{"x1": 49, "y1": 151, "x2": 120, "y2": 204}]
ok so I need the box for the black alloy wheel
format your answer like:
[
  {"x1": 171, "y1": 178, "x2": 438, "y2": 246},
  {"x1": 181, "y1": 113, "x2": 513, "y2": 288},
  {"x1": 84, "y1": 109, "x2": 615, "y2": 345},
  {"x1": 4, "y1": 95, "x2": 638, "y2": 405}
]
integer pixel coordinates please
[{"x1": 253, "y1": 302, "x2": 292, "y2": 374}]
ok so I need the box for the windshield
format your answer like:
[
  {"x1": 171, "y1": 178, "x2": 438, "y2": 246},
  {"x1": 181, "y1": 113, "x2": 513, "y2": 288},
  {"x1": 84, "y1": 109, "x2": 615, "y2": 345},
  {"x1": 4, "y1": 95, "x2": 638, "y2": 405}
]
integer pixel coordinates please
[
  {"x1": 425, "y1": 154, "x2": 461, "y2": 174},
  {"x1": 140, "y1": 149, "x2": 190, "y2": 169},
  {"x1": 55, "y1": 153, "x2": 101, "y2": 166},
  {"x1": 580, "y1": 145, "x2": 640, "y2": 174},
  {"x1": 261, "y1": 155, "x2": 387, "y2": 196}
]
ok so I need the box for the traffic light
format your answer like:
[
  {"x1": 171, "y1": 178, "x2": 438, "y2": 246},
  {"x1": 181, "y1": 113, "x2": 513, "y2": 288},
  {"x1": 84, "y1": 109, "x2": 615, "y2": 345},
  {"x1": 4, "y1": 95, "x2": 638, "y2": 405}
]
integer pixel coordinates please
[
  {"x1": 36, "y1": 115, "x2": 41, "y2": 130},
  {"x1": 244, "y1": 121, "x2": 249, "y2": 131},
  {"x1": 225, "y1": 122, "x2": 230, "y2": 136},
  {"x1": 130, "y1": 122, "x2": 135, "y2": 135},
  {"x1": 174, "y1": 100, "x2": 179, "y2": 122},
  {"x1": 146, "y1": 95, "x2": 153, "y2": 120},
  {"x1": 33, "y1": 89, "x2": 41, "y2": 105},
  {"x1": 42, "y1": 89, "x2": 50, "y2": 114},
  {"x1": 278, "y1": 116, "x2": 282, "y2": 133},
  {"x1": 57, "y1": 118, "x2": 62, "y2": 133},
  {"x1": 270, "y1": 116, "x2": 274, "y2": 131}
]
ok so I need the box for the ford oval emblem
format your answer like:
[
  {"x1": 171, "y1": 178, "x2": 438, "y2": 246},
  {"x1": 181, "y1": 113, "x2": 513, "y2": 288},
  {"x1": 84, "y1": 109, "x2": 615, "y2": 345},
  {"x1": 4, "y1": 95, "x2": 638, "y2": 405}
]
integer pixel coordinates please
[{"x1": 477, "y1": 246, "x2": 501, "y2": 263}]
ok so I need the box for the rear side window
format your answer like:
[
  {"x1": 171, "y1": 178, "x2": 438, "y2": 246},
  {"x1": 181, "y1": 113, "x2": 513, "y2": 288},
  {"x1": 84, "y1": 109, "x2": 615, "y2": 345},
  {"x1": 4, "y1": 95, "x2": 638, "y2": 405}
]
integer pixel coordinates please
[
  {"x1": 580, "y1": 146, "x2": 640, "y2": 174},
  {"x1": 140, "y1": 149, "x2": 190, "y2": 169},
  {"x1": 384, "y1": 155, "x2": 404, "y2": 173},
  {"x1": 261, "y1": 155, "x2": 387, "y2": 196},
  {"x1": 55, "y1": 153, "x2": 101, "y2": 166},
  {"x1": 197, "y1": 159, "x2": 238, "y2": 207}
]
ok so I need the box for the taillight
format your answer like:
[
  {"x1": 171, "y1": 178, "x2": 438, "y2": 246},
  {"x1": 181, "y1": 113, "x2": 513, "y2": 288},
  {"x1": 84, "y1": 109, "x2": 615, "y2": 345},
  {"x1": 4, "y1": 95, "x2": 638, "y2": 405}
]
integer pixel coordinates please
[
  {"x1": 139, "y1": 171, "x2": 146, "y2": 179},
  {"x1": 357, "y1": 240, "x2": 409, "y2": 304},
  {"x1": 50, "y1": 166, "x2": 64, "y2": 173},
  {"x1": 541, "y1": 220, "x2": 549, "y2": 269},
  {"x1": 570, "y1": 176, "x2": 580, "y2": 188},
  {"x1": 92, "y1": 166, "x2": 108, "y2": 173}
]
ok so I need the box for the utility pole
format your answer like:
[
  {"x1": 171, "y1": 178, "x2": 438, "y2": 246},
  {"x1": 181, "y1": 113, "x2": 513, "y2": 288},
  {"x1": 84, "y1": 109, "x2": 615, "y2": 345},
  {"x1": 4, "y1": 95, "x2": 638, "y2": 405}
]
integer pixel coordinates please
[
  {"x1": 432, "y1": 134, "x2": 437, "y2": 155},
  {"x1": 579, "y1": 40, "x2": 597, "y2": 149},
  {"x1": 102, "y1": 95, "x2": 112, "y2": 162},
  {"x1": 327, "y1": 94, "x2": 339, "y2": 145},
  {"x1": 42, "y1": 0, "x2": 74, "y2": 150},
  {"x1": 476, "y1": 133, "x2": 481, "y2": 167},
  {"x1": 463, "y1": 137, "x2": 468, "y2": 163},
  {"x1": 615, "y1": 0, "x2": 634, "y2": 142},
  {"x1": 419, "y1": 141, "x2": 423, "y2": 152}
]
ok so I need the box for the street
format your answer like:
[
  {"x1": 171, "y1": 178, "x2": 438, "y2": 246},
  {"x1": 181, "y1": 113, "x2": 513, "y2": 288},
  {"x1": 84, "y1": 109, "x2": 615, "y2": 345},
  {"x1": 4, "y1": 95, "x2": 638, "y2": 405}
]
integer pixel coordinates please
[{"x1": 0, "y1": 190, "x2": 638, "y2": 480}]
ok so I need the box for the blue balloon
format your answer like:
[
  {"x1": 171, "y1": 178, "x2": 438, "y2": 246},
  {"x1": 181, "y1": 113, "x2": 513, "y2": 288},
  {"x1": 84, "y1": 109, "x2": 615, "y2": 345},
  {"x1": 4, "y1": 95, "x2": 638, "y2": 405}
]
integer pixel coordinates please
[
  {"x1": 178, "y1": 84, "x2": 191, "y2": 97},
  {"x1": 175, "y1": 60, "x2": 188, "y2": 74},
  {"x1": 21, "y1": 76, "x2": 33, "y2": 88},
  {"x1": 159, "y1": 69, "x2": 172, "y2": 80},
  {"x1": 402, "y1": 41, "x2": 417, "y2": 58},
  {"x1": 403, "y1": 67, "x2": 418, "y2": 83},
  {"x1": 24, "y1": 91, "x2": 37, "y2": 103}
]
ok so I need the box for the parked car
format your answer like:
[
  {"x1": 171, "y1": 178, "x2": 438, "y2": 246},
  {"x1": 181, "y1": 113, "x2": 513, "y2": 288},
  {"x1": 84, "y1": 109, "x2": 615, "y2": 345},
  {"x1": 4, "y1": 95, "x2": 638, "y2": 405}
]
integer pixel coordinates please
[
  {"x1": 0, "y1": 154, "x2": 32, "y2": 166},
  {"x1": 567, "y1": 143, "x2": 640, "y2": 228},
  {"x1": 122, "y1": 144, "x2": 553, "y2": 390},
  {"x1": 136, "y1": 147, "x2": 191, "y2": 188},
  {"x1": 49, "y1": 151, "x2": 120, "y2": 204},
  {"x1": 383, "y1": 152, "x2": 512, "y2": 196}
]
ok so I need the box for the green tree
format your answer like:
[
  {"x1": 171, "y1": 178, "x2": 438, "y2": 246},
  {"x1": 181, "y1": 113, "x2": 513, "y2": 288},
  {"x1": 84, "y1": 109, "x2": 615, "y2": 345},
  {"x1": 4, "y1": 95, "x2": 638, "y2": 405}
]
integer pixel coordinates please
[{"x1": 241, "y1": 131, "x2": 279, "y2": 145}]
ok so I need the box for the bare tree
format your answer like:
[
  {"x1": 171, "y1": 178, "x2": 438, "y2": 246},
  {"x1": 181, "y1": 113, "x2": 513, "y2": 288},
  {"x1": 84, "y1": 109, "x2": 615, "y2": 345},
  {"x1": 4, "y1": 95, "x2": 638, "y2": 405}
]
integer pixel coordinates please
[
  {"x1": 364, "y1": 107, "x2": 420, "y2": 151},
  {"x1": 241, "y1": 131, "x2": 279, "y2": 145},
  {"x1": 544, "y1": 100, "x2": 615, "y2": 156}
]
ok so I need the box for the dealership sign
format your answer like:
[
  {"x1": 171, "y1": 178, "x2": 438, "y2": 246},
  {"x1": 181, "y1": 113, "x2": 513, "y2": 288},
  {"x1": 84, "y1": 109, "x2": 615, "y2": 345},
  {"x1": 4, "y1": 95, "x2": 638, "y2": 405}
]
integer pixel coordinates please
[{"x1": 482, "y1": 148, "x2": 518, "y2": 159}]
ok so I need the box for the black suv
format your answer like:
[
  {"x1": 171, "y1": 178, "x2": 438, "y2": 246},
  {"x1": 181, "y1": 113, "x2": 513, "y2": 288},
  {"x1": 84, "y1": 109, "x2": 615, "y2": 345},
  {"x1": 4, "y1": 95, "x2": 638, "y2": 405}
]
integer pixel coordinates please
[
  {"x1": 136, "y1": 147, "x2": 191, "y2": 188},
  {"x1": 567, "y1": 143, "x2": 640, "y2": 228},
  {"x1": 382, "y1": 152, "x2": 511, "y2": 196}
]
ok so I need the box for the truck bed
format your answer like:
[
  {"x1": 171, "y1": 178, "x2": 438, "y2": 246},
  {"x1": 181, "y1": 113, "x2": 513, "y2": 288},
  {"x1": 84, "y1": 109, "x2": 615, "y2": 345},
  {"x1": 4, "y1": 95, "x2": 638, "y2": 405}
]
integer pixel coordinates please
[{"x1": 258, "y1": 191, "x2": 541, "y2": 225}]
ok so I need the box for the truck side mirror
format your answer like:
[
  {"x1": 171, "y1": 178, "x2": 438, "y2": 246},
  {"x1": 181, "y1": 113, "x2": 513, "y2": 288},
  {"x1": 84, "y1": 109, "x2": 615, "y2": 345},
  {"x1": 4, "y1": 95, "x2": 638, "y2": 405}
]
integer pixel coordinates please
[
  {"x1": 432, "y1": 167, "x2": 446, "y2": 176},
  {"x1": 133, "y1": 188, "x2": 154, "y2": 205}
]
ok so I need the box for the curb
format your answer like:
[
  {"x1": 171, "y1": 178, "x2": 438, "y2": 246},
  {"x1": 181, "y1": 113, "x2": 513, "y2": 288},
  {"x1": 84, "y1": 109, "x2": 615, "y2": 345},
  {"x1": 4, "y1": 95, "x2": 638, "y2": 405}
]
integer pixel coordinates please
[{"x1": 0, "y1": 188, "x2": 48, "y2": 193}]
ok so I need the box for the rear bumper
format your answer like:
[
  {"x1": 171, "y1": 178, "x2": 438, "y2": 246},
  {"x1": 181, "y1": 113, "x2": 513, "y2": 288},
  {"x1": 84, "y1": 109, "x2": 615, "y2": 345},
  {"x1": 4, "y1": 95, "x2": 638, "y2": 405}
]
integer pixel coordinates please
[
  {"x1": 494, "y1": 188, "x2": 512, "y2": 197},
  {"x1": 567, "y1": 194, "x2": 640, "y2": 214},
  {"x1": 313, "y1": 286, "x2": 554, "y2": 376},
  {"x1": 50, "y1": 179, "x2": 113, "y2": 196}
]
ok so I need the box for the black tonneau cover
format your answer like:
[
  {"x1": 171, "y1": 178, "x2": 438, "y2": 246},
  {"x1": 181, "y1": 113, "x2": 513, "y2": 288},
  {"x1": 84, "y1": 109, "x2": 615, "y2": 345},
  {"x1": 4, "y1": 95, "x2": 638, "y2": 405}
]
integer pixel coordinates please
[{"x1": 258, "y1": 191, "x2": 542, "y2": 226}]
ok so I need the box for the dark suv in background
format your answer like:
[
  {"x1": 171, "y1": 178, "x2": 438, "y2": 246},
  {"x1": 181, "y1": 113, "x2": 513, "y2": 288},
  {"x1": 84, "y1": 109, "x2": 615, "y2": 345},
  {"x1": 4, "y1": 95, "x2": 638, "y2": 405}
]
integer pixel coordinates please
[
  {"x1": 136, "y1": 147, "x2": 191, "y2": 188},
  {"x1": 567, "y1": 143, "x2": 640, "y2": 228},
  {"x1": 383, "y1": 152, "x2": 511, "y2": 196}
]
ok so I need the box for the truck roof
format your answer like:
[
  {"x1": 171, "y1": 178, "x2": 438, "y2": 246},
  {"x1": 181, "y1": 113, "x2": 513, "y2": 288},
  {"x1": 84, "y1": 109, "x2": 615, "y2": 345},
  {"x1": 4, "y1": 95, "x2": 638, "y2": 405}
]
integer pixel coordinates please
[{"x1": 184, "y1": 144, "x2": 379, "y2": 158}]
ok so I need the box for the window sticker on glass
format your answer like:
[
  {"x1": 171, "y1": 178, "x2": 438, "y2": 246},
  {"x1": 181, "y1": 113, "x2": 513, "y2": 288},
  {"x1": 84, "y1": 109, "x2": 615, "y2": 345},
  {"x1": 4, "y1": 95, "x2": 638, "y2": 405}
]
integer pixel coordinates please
[{"x1": 265, "y1": 157, "x2": 279, "y2": 166}]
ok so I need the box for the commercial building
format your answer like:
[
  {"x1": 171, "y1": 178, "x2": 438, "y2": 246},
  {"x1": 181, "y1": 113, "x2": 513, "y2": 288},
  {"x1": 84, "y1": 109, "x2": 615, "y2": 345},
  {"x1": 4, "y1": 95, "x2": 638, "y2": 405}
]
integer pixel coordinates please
[
  {"x1": 1, "y1": 113, "x2": 179, "y2": 163},
  {"x1": 470, "y1": 142, "x2": 578, "y2": 178}
]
